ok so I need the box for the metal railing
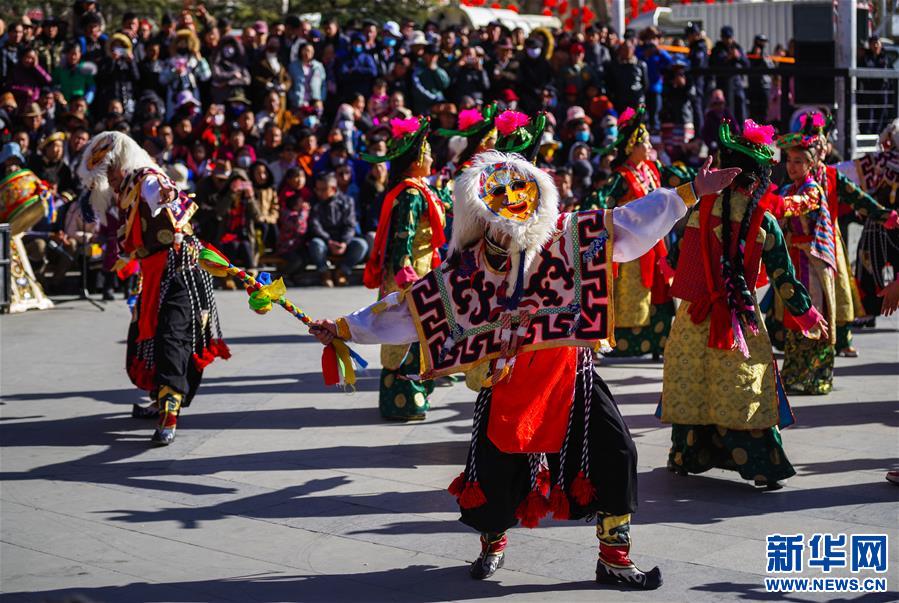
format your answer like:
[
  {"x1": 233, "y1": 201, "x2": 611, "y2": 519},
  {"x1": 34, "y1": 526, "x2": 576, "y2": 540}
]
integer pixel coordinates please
[{"x1": 690, "y1": 65, "x2": 899, "y2": 158}]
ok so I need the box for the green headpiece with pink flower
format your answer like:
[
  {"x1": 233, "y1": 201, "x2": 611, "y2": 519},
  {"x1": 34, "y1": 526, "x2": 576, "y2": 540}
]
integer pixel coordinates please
[
  {"x1": 494, "y1": 110, "x2": 547, "y2": 158},
  {"x1": 361, "y1": 115, "x2": 429, "y2": 163},
  {"x1": 436, "y1": 103, "x2": 498, "y2": 138},
  {"x1": 719, "y1": 119, "x2": 777, "y2": 164}
]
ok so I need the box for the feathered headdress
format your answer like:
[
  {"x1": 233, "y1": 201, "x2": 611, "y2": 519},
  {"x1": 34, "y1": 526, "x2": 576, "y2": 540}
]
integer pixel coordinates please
[
  {"x1": 361, "y1": 115, "x2": 429, "y2": 163},
  {"x1": 77, "y1": 131, "x2": 158, "y2": 217},
  {"x1": 450, "y1": 150, "x2": 559, "y2": 275}
]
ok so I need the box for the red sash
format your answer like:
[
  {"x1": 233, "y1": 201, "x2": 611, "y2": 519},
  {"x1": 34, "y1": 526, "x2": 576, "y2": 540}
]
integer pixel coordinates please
[
  {"x1": 363, "y1": 178, "x2": 446, "y2": 290},
  {"x1": 682, "y1": 194, "x2": 766, "y2": 350}
]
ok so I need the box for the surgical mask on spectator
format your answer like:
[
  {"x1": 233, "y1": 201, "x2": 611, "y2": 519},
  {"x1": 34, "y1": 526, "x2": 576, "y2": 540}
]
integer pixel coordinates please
[
  {"x1": 223, "y1": 45, "x2": 236, "y2": 59},
  {"x1": 303, "y1": 115, "x2": 319, "y2": 128},
  {"x1": 352, "y1": 44, "x2": 363, "y2": 54},
  {"x1": 606, "y1": 126, "x2": 618, "y2": 140},
  {"x1": 526, "y1": 47, "x2": 541, "y2": 59},
  {"x1": 384, "y1": 37, "x2": 397, "y2": 48},
  {"x1": 574, "y1": 131, "x2": 591, "y2": 143},
  {"x1": 236, "y1": 154, "x2": 252, "y2": 169},
  {"x1": 213, "y1": 113, "x2": 225, "y2": 126}
]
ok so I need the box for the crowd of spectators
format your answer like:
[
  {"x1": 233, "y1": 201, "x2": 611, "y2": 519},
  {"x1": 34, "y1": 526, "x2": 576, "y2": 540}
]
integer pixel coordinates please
[{"x1": 0, "y1": 3, "x2": 894, "y2": 294}]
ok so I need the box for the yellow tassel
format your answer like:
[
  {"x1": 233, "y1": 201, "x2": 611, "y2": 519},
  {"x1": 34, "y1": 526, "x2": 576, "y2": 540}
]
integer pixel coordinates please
[{"x1": 332, "y1": 339, "x2": 356, "y2": 387}]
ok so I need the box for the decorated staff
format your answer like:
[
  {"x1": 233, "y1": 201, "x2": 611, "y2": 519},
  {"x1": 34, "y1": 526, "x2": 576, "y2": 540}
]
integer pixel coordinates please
[{"x1": 198, "y1": 246, "x2": 366, "y2": 388}]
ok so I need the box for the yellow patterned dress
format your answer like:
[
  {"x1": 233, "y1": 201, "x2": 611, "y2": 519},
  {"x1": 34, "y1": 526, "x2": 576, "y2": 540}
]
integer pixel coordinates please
[{"x1": 661, "y1": 193, "x2": 817, "y2": 485}]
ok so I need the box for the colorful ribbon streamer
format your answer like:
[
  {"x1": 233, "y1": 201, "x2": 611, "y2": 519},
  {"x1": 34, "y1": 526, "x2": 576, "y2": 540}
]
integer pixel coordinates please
[{"x1": 198, "y1": 246, "x2": 367, "y2": 388}]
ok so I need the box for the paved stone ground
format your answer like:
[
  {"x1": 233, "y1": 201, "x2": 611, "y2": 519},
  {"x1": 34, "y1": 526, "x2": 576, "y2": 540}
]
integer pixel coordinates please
[{"x1": 1, "y1": 283, "x2": 896, "y2": 603}]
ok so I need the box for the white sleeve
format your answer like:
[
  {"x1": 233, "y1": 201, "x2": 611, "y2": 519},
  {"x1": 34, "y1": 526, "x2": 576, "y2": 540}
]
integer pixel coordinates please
[
  {"x1": 834, "y1": 159, "x2": 861, "y2": 186},
  {"x1": 610, "y1": 185, "x2": 694, "y2": 263},
  {"x1": 141, "y1": 176, "x2": 166, "y2": 217},
  {"x1": 342, "y1": 292, "x2": 419, "y2": 345}
]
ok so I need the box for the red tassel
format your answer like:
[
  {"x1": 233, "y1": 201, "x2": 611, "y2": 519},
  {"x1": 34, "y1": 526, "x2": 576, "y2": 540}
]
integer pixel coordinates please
[
  {"x1": 458, "y1": 481, "x2": 487, "y2": 509},
  {"x1": 211, "y1": 338, "x2": 231, "y2": 360},
  {"x1": 514, "y1": 490, "x2": 550, "y2": 528},
  {"x1": 536, "y1": 468, "x2": 551, "y2": 497},
  {"x1": 447, "y1": 472, "x2": 466, "y2": 498},
  {"x1": 548, "y1": 484, "x2": 570, "y2": 520},
  {"x1": 321, "y1": 344, "x2": 339, "y2": 385},
  {"x1": 570, "y1": 471, "x2": 596, "y2": 506},
  {"x1": 192, "y1": 346, "x2": 217, "y2": 370}
]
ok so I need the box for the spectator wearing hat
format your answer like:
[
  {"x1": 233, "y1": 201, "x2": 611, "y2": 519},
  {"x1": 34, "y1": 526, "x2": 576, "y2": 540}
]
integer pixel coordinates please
[
  {"x1": 604, "y1": 36, "x2": 649, "y2": 114},
  {"x1": 9, "y1": 46, "x2": 52, "y2": 108},
  {"x1": 160, "y1": 29, "x2": 210, "y2": 120},
  {"x1": 96, "y1": 33, "x2": 140, "y2": 119},
  {"x1": 20, "y1": 102, "x2": 50, "y2": 151},
  {"x1": 411, "y1": 43, "x2": 450, "y2": 114},
  {"x1": 710, "y1": 25, "x2": 749, "y2": 124},
  {"x1": 30, "y1": 131, "x2": 76, "y2": 197},
  {"x1": 288, "y1": 42, "x2": 326, "y2": 110},
  {"x1": 558, "y1": 42, "x2": 599, "y2": 107},
  {"x1": 747, "y1": 34, "x2": 774, "y2": 122},
  {"x1": 636, "y1": 27, "x2": 672, "y2": 132},
  {"x1": 52, "y1": 42, "x2": 96, "y2": 104},
  {"x1": 338, "y1": 34, "x2": 379, "y2": 98},
  {"x1": 684, "y1": 22, "x2": 710, "y2": 131},
  {"x1": 449, "y1": 46, "x2": 490, "y2": 105},
  {"x1": 561, "y1": 105, "x2": 594, "y2": 149},
  {"x1": 517, "y1": 37, "x2": 554, "y2": 114}
]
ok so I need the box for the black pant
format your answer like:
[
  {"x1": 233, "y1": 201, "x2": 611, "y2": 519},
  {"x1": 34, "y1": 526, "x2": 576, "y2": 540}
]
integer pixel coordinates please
[
  {"x1": 154, "y1": 272, "x2": 203, "y2": 405},
  {"x1": 460, "y1": 370, "x2": 638, "y2": 534}
]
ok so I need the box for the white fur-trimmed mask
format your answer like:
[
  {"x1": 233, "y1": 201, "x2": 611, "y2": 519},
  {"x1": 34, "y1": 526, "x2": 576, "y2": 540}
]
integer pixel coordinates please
[{"x1": 450, "y1": 150, "x2": 559, "y2": 262}]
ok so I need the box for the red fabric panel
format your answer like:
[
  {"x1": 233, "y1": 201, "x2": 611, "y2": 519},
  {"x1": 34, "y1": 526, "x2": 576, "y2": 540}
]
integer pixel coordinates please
[{"x1": 487, "y1": 347, "x2": 577, "y2": 454}]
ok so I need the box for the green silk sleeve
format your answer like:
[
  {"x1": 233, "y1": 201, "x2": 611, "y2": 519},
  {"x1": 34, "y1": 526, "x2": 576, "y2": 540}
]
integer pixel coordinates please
[
  {"x1": 659, "y1": 162, "x2": 697, "y2": 188},
  {"x1": 836, "y1": 170, "x2": 890, "y2": 220},
  {"x1": 386, "y1": 188, "x2": 425, "y2": 274},
  {"x1": 760, "y1": 213, "x2": 813, "y2": 317}
]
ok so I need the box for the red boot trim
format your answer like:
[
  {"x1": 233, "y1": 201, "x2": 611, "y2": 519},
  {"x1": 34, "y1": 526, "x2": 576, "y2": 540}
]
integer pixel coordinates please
[{"x1": 599, "y1": 542, "x2": 634, "y2": 569}]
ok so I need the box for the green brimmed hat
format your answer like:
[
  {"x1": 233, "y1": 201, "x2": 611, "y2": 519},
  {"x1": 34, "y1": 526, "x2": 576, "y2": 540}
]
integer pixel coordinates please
[
  {"x1": 720, "y1": 119, "x2": 777, "y2": 164},
  {"x1": 361, "y1": 115, "x2": 430, "y2": 163},
  {"x1": 595, "y1": 105, "x2": 647, "y2": 158},
  {"x1": 494, "y1": 110, "x2": 548, "y2": 160},
  {"x1": 436, "y1": 103, "x2": 498, "y2": 138}
]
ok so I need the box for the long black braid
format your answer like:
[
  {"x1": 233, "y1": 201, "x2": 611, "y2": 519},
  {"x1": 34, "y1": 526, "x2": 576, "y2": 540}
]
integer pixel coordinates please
[{"x1": 718, "y1": 148, "x2": 771, "y2": 333}]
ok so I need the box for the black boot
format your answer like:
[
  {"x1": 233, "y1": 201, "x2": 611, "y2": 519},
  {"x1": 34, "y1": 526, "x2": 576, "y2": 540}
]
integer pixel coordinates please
[
  {"x1": 596, "y1": 515, "x2": 663, "y2": 590},
  {"x1": 596, "y1": 558, "x2": 663, "y2": 590},
  {"x1": 469, "y1": 533, "x2": 506, "y2": 580}
]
